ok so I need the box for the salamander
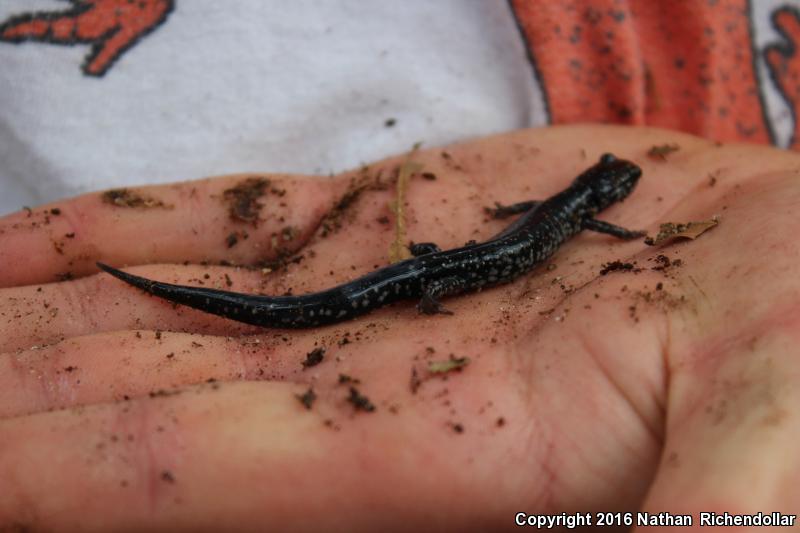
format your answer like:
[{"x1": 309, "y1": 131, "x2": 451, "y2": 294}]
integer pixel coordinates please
[{"x1": 97, "y1": 153, "x2": 644, "y2": 328}]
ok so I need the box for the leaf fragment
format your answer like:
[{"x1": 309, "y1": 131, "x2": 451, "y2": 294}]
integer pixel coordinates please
[
  {"x1": 428, "y1": 356, "x2": 470, "y2": 374},
  {"x1": 647, "y1": 143, "x2": 680, "y2": 161},
  {"x1": 645, "y1": 217, "x2": 719, "y2": 246}
]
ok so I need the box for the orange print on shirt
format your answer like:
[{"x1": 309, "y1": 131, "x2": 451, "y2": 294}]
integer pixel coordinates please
[
  {"x1": 765, "y1": 6, "x2": 800, "y2": 149},
  {"x1": 0, "y1": 0, "x2": 175, "y2": 76},
  {"x1": 511, "y1": 0, "x2": 771, "y2": 145}
]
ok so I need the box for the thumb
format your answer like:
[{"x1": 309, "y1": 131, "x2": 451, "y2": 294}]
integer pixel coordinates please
[{"x1": 638, "y1": 324, "x2": 800, "y2": 528}]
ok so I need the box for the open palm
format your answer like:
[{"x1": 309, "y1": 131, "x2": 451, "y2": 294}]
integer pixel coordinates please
[{"x1": 1, "y1": 125, "x2": 798, "y2": 531}]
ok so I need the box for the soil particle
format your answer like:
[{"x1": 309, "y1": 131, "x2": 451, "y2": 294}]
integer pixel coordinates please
[
  {"x1": 302, "y1": 347, "x2": 325, "y2": 369},
  {"x1": 651, "y1": 254, "x2": 683, "y2": 272},
  {"x1": 599, "y1": 260, "x2": 641, "y2": 275},
  {"x1": 338, "y1": 374, "x2": 360, "y2": 385},
  {"x1": 347, "y1": 387, "x2": 376, "y2": 412},
  {"x1": 297, "y1": 388, "x2": 317, "y2": 410},
  {"x1": 226, "y1": 231, "x2": 249, "y2": 248},
  {"x1": 102, "y1": 188, "x2": 168, "y2": 209},
  {"x1": 149, "y1": 389, "x2": 180, "y2": 398},
  {"x1": 223, "y1": 177, "x2": 271, "y2": 223}
]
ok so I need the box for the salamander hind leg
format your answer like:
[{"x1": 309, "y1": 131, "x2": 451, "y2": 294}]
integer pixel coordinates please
[
  {"x1": 487, "y1": 200, "x2": 540, "y2": 219},
  {"x1": 409, "y1": 242, "x2": 442, "y2": 257},
  {"x1": 582, "y1": 218, "x2": 646, "y2": 240},
  {"x1": 417, "y1": 276, "x2": 466, "y2": 315}
]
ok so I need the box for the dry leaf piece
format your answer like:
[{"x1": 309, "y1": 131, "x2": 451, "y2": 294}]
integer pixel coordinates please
[
  {"x1": 645, "y1": 217, "x2": 719, "y2": 246},
  {"x1": 428, "y1": 356, "x2": 470, "y2": 374},
  {"x1": 647, "y1": 143, "x2": 680, "y2": 161}
]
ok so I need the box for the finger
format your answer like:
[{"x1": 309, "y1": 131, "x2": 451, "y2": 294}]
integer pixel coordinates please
[
  {"x1": 3, "y1": 270, "x2": 558, "y2": 418},
  {"x1": 0, "y1": 330, "x2": 300, "y2": 418},
  {"x1": 0, "y1": 340, "x2": 665, "y2": 533},
  {"x1": 0, "y1": 173, "x2": 342, "y2": 288},
  {"x1": 1, "y1": 308, "x2": 472, "y2": 419},
  {"x1": 0, "y1": 379, "x2": 542, "y2": 530},
  {"x1": 0, "y1": 265, "x2": 262, "y2": 353}
]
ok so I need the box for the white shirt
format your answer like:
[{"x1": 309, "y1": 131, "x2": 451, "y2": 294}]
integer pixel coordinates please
[{"x1": 0, "y1": 0, "x2": 547, "y2": 215}]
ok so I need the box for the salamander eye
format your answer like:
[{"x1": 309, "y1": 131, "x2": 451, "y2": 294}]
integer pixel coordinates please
[{"x1": 599, "y1": 153, "x2": 616, "y2": 164}]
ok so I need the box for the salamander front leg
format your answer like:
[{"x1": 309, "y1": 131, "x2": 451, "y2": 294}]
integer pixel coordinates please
[
  {"x1": 582, "y1": 218, "x2": 646, "y2": 240},
  {"x1": 409, "y1": 242, "x2": 442, "y2": 257},
  {"x1": 487, "y1": 200, "x2": 540, "y2": 219},
  {"x1": 417, "y1": 276, "x2": 465, "y2": 315}
]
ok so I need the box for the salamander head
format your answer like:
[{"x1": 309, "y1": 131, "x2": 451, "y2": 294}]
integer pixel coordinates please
[{"x1": 573, "y1": 153, "x2": 642, "y2": 209}]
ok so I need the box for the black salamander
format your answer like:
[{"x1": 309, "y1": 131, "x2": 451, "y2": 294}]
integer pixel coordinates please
[{"x1": 97, "y1": 153, "x2": 644, "y2": 328}]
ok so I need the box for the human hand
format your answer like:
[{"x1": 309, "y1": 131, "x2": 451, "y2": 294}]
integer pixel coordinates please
[{"x1": 1, "y1": 125, "x2": 798, "y2": 531}]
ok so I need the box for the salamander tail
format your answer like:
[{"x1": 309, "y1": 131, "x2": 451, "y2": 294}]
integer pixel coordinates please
[
  {"x1": 97, "y1": 262, "x2": 162, "y2": 293},
  {"x1": 96, "y1": 262, "x2": 265, "y2": 322},
  {"x1": 95, "y1": 262, "x2": 331, "y2": 328}
]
